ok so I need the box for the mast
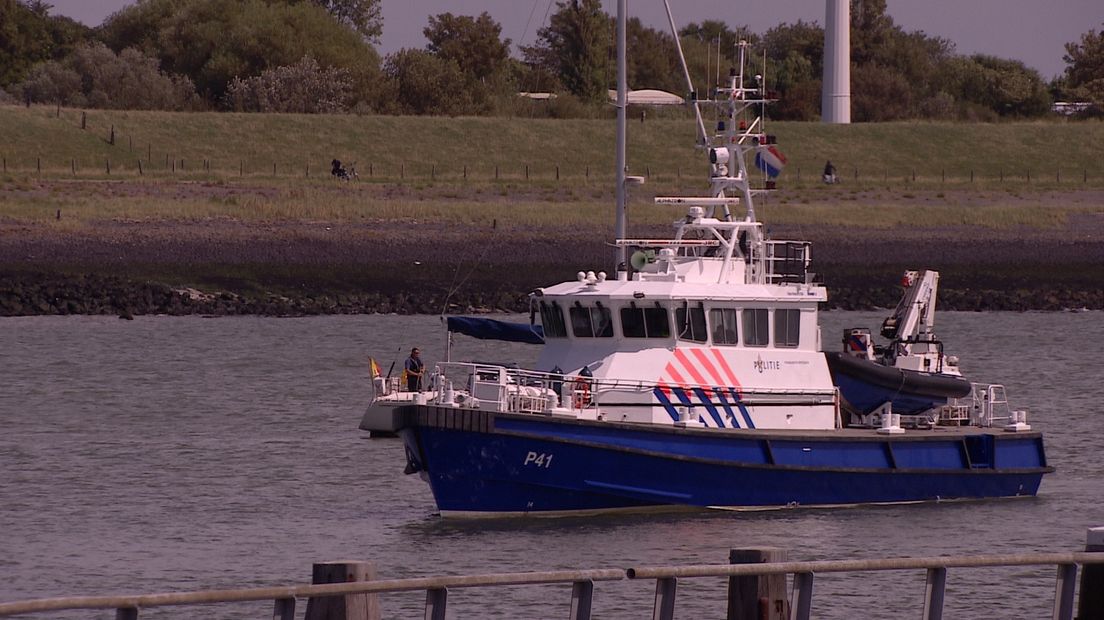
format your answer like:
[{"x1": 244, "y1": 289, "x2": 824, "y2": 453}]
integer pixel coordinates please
[{"x1": 613, "y1": 0, "x2": 627, "y2": 271}]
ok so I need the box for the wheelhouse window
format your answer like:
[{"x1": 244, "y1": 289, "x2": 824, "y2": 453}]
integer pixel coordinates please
[
  {"x1": 570, "y1": 303, "x2": 613, "y2": 338},
  {"x1": 621, "y1": 303, "x2": 671, "y2": 338},
  {"x1": 742, "y1": 308, "x2": 769, "y2": 347},
  {"x1": 676, "y1": 303, "x2": 707, "y2": 342},
  {"x1": 709, "y1": 308, "x2": 739, "y2": 345},
  {"x1": 539, "y1": 301, "x2": 567, "y2": 338},
  {"x1": 775, "y1": 309, "x2": 801, "y2": 347}
]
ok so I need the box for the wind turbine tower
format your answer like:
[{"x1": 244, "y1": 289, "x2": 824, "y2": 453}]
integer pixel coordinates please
[{"x1": 822, "y1": 0, "x2": 851, "y2": 123}]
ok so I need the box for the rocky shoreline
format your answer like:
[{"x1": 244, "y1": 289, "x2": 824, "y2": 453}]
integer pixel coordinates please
[{"x1": 2, "y1": 271, "x2": 1101, "y2": 318}]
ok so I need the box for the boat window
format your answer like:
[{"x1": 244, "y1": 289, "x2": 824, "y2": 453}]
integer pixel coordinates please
[
  {"x1": 742, "y1": 308, "x2": 769, "y2": 347},
  {"x1": 676, "y1": 304, "x2": 707, "y2": 342},
  {"x1": 569, "y1": 304, "x2": 614, "y2": 338},
  {"x1": 570, "y1": 305, "x2": 593, "y2": 337},
  {"x1": 775, "y1": 309, "x2": 801, "y2": 347},
  {"x1": 539, "y1": 301, "x2": 567, "y2": 338},
  {"x1": 621, "y1": 304, "x2": 670, "y2": 338},
  {"x1": 709, "y1": 308, "x2": 739, "y2": 345},
  {"x1": 644, "y1": 305, "x2": 671, "y2": 338},
  {"x1": 591, "y1": 305, "x2": 614, "y2": 337}
]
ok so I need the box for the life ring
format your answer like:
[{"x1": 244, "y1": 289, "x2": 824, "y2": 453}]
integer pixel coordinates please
[{"x1": 572, "y1": 378, "x2": 591, "y2": 409}]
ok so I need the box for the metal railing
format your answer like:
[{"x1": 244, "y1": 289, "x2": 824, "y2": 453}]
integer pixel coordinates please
[{"x1": 1, "y1": 551, "x2": 1101, "y2": 619}]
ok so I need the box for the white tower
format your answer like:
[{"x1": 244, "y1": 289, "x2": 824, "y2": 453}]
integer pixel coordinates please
[{"x1": 822, "y1": 0, "x2": 851, "y2": 123}]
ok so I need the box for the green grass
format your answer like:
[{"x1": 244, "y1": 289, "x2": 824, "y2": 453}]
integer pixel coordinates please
[{"x1": 2, "y1": 104, "x2": 1103, "y2": 186}]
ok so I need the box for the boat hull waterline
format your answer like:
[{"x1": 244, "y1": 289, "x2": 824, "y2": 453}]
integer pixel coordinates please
[{"x1": 401, "y1": 406, "x2": 1050, "y2": 517}]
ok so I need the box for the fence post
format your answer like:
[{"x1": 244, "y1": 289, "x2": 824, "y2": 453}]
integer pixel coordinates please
[
  {"x1": 138, "y1": 160, "x2": 143, "y2": 176},
  {"x1": 1055, "y1": 564, "x2": 1077, "y2": 620},
  {"x1": 431, "y1": 164, "x2": 435, "y2": 180},
  {"x1": 1078, "y1": 527, "x2": 1104, "y2": 620},
  {"x1": 495, "y1": 165, "x2": 499, "y2": 180},
  {"x1": 425, "y1": 588, "x2": 447, "y2": 620},
  {"x1": 556, "y1": 165, "x2": 560, "y2": 181},
  {"x1": 303, "y1": 561, "x2": 379, "y2": 620},
  {"x1": 401, "y1": 163, "x2": 404, "y2": 179},
  {"x1": 240, "y1": 160, "x2": 243, "y2": 176},
  {"x1": 1057, "y1": 168, "x2": 1061, "y2": 183},
  {"x1": 569, "y1": 580, "x2": 594, "y2": 620},
  {"x1": 791, "y1": 572, "x2": 813, "y2": 620},
  {"x1": 464, "y1": 165, "x2": 468, "y2": 180},
  {"x1": 653, "y1": 577, "x2": 677, "y2": 620},
  {"x1": 71, "y1": 159, "x2": 75, "y2": 175},
  {"x1": 37, "y1": 157, "x2": 41, "y2": 175},
  {"x1": 115, "y1": 607, "x2": 137, "y2": 620},
  {"x1": 81, "y1": 111, "x2": 86, "y2": 129},
  {"x1": 274, "y1": 598, "x2": 296, "y2": 620},
  {"x1": 106, "y1": 158, "x2": 110, "y2": 175},
  {"x1": 922, "y1": 567, "x2": 946, "y2": 620},
  {"x1": 110, "y1": 125, "x2": 115, "y2": 146},
  {"x1": 525, "y1": 164, "x2": 529, "y2": 180},
  {"x1": 728, "y1": 548, "x2": 788, "y2": 620}
]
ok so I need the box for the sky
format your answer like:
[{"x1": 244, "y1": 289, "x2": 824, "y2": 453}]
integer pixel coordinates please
[{"x1": 45, "y1": 0, "x2": 1104, "y2": 79}]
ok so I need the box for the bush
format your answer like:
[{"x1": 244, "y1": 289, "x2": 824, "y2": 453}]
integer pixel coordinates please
[
  {"x1": 225, "y1": 57, "x2": 352, "y2": 113},
  {"x1": 14, "y1": 42, "x2": 199, "y2": 110}
]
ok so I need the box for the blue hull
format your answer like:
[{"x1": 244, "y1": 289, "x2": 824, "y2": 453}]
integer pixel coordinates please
[{"x1": 400, "y1": 406, "x2": 1051, "y2": 516}]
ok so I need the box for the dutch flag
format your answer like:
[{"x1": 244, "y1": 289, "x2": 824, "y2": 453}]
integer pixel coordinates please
[{"x1": 754, "y1": 145, "x2": 787, "y2": 178}]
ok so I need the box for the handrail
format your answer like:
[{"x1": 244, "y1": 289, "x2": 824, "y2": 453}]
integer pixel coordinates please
[
  {"x1": 626, "y1": 551, "x2": 1104, "y2": 579},
  {"x1": 0, "y1": 569, "x2": 625, "y2": 616},
  {"x1": 1, "y1": 552, "x2": 1101, "y2": 617}
]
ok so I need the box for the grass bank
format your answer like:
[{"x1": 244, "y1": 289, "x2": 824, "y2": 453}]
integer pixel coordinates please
[{"x1": 2, "y1": 105, "x2": 1103, "y2": 187}]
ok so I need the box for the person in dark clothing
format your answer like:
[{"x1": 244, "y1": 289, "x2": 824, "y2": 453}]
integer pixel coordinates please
[
  {"x1": 331, "y1": 159, "x2": 349, "y2": 180},
  {"x1": 405, "y1": 347, "x2": 425, "y2": 392},
  {"x1": 823, "y1": 160, "x2": 838, "y2": 184}
]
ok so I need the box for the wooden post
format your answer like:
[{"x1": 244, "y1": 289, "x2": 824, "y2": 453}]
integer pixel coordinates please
[
  {"x1": 1000, "y1": 169, "x2": 1003, "y2": 182},
  {"x1": 587, "y1": 165, "x2": 590, "y2": 179},
  {"x1": 431, "y1": 164, "x2": 435, "y2": 180},
  {"x1": 306, "y1": 163, "x2": 310, "y2": 178},
  {"x1": 37, "y1": 157, "x2": 41, "y2": 175},
  {"x1": 401, "y1": 163, "x2": 404, "y2": 179},
  {"x1": 727, "y1": 548, "x2": 788, "y2": 620},
  {"x1": 369, "y1": 162, "x2": 373, "y2": 177},
  {"x1": 970, "y1": 170, "x2": 974, "y2": 183},
  {"x1": 646, "y1": 165, "x2": 651, "y2": 178},
  {"x1": 274, "y1": 598, "x2": 296, "y2": 620},
  {"x1": 56, "y1": 101, "x2": 60, "y2": 117},
  {"x1": 106, "y1": 158, "x2": 111, "y2": 175},
  {"x1": 273, "y1": 163, "x2": 277, "y2": 176},
  {"x1": 147, "y1": 143, "x2": 151, "y2": 161},
  {"x1": 653, "y1": 577, "x2": 677, "y2": 620},
  {"x1": 495, "y1": 165, "x2": 499, "y2": 180},
  {"x1": 525, "y1": 164, "x2": 529, "y2": 180},
  {"x1": 81, "y1": 111, "x2": 87, "y2": 129},
  {"x1": 1057, "y1": 168, "x2": 1061, "y2": 183},
  {"x1": 556, "y1": 165, "x2": 559, "y2": 181},
  {"x1": 171, "y1": 159, "x2": 175, "y2": 173},
  {"x1": 941, "y1": 168, "x2": 945, "y2": 183},
  {"x1": 2, "y1": 156, "x2": 6, "y2": 172},
  {"x1": 425, "y1": 588, "x2": 447, "y2": 620},
  {"x1": 463, "y1": 165, "x2": 467, "y2": 179},
  {"x1": 71, "y1": 159, "x2": 75, "y2": 175},
  {"x1": 138, "y1": 160, "x2": 143, "y2": 176},
  {"x1": 1078, "y1": 527, "x2": 1104, "y2": 620},
  {"x1": 303, "y1": 561, "x2": 379, "y2": 620},
  {"x1": 240, "y1": 160, "x2": 243, "y2": 176},
  {"x1": 110, "y1": 125, "x2": 115, "y2": 145}
]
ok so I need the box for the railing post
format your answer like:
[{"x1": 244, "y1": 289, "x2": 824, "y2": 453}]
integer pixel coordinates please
[
  {"x1": 789, "y1": 572, "x2": 813, "y2": 620},
  {"x1": 653, "y1": 577, "x2": 677, "y2": 620},
  {"x1": 569, "y1": 579, "x2": 594, "y2": 620},
  {"x1": 1079, "y1": 526, "x2": 1104, "y2": 619},
  {"x1": 1054, "y1": 564, "x2": 1077, "y2": 620},
  {"x1": 304, "y1": 561, "x2": 379, "y2": 620},
  {"x1": 922, "y1": 567, "x2": 946, "y2": 620},
  {"x1": 728, "y1": 548, "x2": 788, "y2": 620},
  {"x1": 274, "y1": 597, "x2": 296, "y2": 620},
  {"x1": 425, "y1": 587, "x2": 447, "y2": 620}
]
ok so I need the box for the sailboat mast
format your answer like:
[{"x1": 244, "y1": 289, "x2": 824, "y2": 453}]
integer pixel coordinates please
[{"x1": 613, "y1": 0, "x2": 627, "y2": 271}]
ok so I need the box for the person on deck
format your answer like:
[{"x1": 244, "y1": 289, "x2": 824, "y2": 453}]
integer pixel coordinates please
[{"x1": 405, "y1": 347, "x2": 425, "y2": 392}]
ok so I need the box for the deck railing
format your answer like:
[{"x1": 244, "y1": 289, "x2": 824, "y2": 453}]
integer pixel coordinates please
[{"x1": 1, "y1": 549, "x2": 1101, "y2": 620}]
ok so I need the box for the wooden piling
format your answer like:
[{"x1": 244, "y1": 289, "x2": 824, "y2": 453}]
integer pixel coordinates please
[
  {"x1": 727, "y1": 548, "x2": 788, "y2": 620},
  {"x1": 304, "y1": 561, "x2": 379, "y2": 620},
  {"x1": 1079, "y1": 527, "x2": 1104, "y2": 620}
]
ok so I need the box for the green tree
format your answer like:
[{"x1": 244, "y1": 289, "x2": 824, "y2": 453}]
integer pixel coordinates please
[
  {"x1": 625, "y1": 17, "x2": 680, "y2": 93},
  {"x1": 0, "y1": 0, "x2": 89, "y2": 87},
  {"x1": 99, "y1": 0, "x2": 380, "y2": 105},
  {"x1": 296, "y1": 0, "x2": 382, "y2": 43},
  {"x1": 225, "y1": 56, "x2": 351, "y2": 113},
  {"x1": 424, "y1": 12, "x2": 510, "y2": 81},
  {"x1": 524, "y1": 0, "x2": 610, "y2": 103},
  {"x1": 15, "y1": 41, "x2": 198, "y2": 109},
  {"x1": 1062, "y1": 25, "x2": 1104, "y2": 103},
  {"x1": 382, "y1": 48, "x2": 480, "y2": 116}
]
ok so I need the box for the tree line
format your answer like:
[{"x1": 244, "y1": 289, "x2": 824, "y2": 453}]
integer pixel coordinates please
[{"x1": 1, "y1": 0, "x2": 1101, "y2": 119}]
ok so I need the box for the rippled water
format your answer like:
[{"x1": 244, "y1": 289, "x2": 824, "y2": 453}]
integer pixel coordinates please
[{"x1": 1, "y1": 312, "x2": 1101, "y2": 619}]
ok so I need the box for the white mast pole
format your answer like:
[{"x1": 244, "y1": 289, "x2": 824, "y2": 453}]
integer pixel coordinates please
[{"x1": 613, "y1": 0, "x2": 628, "y2": 270}]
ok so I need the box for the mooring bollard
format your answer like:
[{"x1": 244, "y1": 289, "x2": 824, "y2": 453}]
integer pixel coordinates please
[
  {"x1": 304, "y1": 561, "x2": 379, "y2": 620},
  {"x1": 727, "y1": 548, "x2": 788, "y2": 620},
  {"x1": 1079, "y1": 527, "x2": 1104, "y2": 619}
]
